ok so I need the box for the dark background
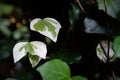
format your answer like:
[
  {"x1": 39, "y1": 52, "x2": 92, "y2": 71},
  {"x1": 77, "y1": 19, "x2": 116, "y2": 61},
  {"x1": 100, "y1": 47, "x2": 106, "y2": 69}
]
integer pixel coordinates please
[{"x1": 0, "y1": 0, "x2": 120, "y2": 80}]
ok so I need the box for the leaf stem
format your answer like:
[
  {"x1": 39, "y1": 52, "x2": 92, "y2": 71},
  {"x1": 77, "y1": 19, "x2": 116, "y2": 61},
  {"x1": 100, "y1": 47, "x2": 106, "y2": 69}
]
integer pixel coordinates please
[
  {"x1": 104, "y1": 0, "x2": 110, "y2": 62},
  {"x1": 75, "y1": 0, "x2": 85, "y2": 13},
  {"x1": 99, "y1": 40, "x2": 108, "y2": 59},
  {"x1": 112, "y1": 69, "x2": 115, "y2": 80}
]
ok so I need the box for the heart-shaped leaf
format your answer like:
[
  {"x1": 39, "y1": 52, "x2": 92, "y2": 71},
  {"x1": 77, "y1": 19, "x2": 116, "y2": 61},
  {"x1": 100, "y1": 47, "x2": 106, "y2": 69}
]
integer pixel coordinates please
[
  {"x1": 96, "y1": 40, "x2": 114, "y2": 63},
  {"x1": 13, "y1": 42, "x2": 27, "y2": 63},
  {"x1": 30, "y1": 18, "x2": 61, "y2": 42},
  {"x1": 37, "y1": 59, "x2": 71, "y2": 80},
  {"x1": 30, "y1": 41, "x2": 47, "y2": 59},
  {"x1": 13, "y1": 41, "x2": 47, "y2": 67},
  {"x1": 29, "y1": 41, "x2": 47, "y2": 67}
]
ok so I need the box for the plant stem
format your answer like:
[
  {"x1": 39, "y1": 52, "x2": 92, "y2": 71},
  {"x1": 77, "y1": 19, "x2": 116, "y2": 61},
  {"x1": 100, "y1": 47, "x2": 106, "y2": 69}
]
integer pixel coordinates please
[
  {"x1": 104, "y1": 1, "x2": 115, "y2": 80},
  {"x1": 99, "y1": 40, "x2": 108, "y2": 58},
  {"x1": 103, "y1": 0, "x2": 110, "y2": 62},
  {"x1": 112, "y1": 70, "x2": 115, "y2": 80},
  {"x1": 76, "y1": 0, "x2": 85, "y2": 13}
]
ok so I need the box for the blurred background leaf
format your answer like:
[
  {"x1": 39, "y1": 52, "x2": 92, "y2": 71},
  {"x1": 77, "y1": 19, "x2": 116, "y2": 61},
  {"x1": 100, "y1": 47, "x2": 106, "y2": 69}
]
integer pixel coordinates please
[
  {"x1": 83, "y1": 17, "x2": 106, "y2": 34},
  {"x1": 0, "y1": 39, "x2": 15, "y2": 60},
  {"x1": 97, "y1": 0, "x2": 120, "y2": 20},
  {"x1": 69, "y1": 3, "x2": 80, "y2": 27},
  {"x1": 0, "y1": 2, "x2": 30, "y2": 79},
  {"x1": 113, "y1": 36, "x2": 120, "y2": 58},
  {"x1": 0, "y1": 3, "x2": 13, "y2": 16},
  {"x1": 0, "y1": 18, "x2": 11, "y2": 37}
]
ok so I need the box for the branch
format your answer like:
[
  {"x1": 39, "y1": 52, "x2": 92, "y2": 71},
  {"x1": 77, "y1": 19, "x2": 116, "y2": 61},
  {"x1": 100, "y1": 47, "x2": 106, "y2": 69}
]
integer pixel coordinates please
[
  {"x1": 112, "y1": 70, "x2": 115, "y2": 80},
  {"x1": 75, "y1": 0, "x2": 85, "y2": 13}
]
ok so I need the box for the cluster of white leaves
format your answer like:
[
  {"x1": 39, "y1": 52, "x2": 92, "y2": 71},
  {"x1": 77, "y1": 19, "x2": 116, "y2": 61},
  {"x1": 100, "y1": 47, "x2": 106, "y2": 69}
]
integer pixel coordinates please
[
  {"x1": 13, "y1": 18, "x2": 61, "y2": 67},
  {"x1": 13, "y1": 41, "x2": 47, "y2": 67}
]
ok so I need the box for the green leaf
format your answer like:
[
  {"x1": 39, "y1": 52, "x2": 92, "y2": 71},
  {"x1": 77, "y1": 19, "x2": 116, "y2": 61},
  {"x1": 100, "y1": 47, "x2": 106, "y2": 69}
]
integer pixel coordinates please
[
  {"x1": 113, "y1": 36, "x2": 120, "y2": 58},
  {"x1": 0, "y1": 3, "x2": 13, "y2": 16},
  {"x1": 71, "y1": 3, "x2": 80, "y2": 20},
  {"x1": 97, "y1": 0, "x2": 120, "y2": 20},
  {"x1": 69, "y1": 3, "x2": 80, "y2": 26},
  {"x1": 37, "y1": 59, "x2": 71, "y2": 80},
  {"x1": 72, "y1": 76, "x2": 87, "y2": 80},
  {"x1": 29, "y1": 54, "x2": 41, "y2": 67},
  {"x1": 0, "y1": 19, "x2": 11, "y2": 37}
]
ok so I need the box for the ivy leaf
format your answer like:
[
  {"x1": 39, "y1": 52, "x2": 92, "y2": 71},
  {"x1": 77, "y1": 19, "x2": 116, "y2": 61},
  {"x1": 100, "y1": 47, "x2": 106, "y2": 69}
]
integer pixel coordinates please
[
  {"x1": 29, "y1": 54, "x2": 41, "y2": 67},
  {"x1": 13, "y1": 41, "x2": 47, "y2": 67},
  {"x1": 30, "y1": 18, "x2": 61, "y2": 42},
  {"x1": 72, "y1": 76, "x2": 87, "y2": 80},
  {"x1": 84, "y1": 17, "x2": 106, "y2": 34},
  {"x1": 13, "y1": 42, "x2": 27, "y2": 63},
  {"x1": 113, "y1": 36, "x2": 120, "y2": 58},
  {"x1": 37, "y1": 59, "x2": 71, "y2": 80},
  {"x1": 97, "y1": 0, "x2": 120, "y2": 20},
  {"x1": 96, "y1": 40, "x2": 114, "y2": 63},
  {"x1": 0, "y1": 19, "x2": 11, "y2": 37},
  {"x1": 69, "y1": 3, "x2": 80, "y2": 26},
  {"x1": 29, "y1": 41, "x2": 47, "y2": 67},
  {"x1": 30, "y1": 41, "x2": 47, "y2": 59}
]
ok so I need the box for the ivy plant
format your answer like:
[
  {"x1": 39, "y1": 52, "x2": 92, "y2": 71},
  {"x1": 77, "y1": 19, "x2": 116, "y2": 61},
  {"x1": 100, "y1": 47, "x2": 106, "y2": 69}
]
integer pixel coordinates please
[
  {"x1": 13, "y1": 17, "x2": 87, "y2": 80},
  {"x1": 13, "y1": 18, "x2": 61, "y2": 67}
]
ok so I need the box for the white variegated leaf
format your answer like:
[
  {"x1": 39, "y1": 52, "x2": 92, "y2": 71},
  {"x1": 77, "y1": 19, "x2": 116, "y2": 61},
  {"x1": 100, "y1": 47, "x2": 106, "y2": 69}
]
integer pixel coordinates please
[
  {"x1": 13, "y1": 42, "x2": 27, "y2": 63},
  {"x1": 96, "y1": 44, "x2": 107, "y2": 63},
  {"x1": 13, "y1": 41, "x2": 47, "y2": 67},
  {"x1": 30, "y1": 41, "x2": 47, "y2": 59},
  {"x1": 30, "y1": 18, "x2": 41, "y2": 31},
  {"x1": 30, "y1": 18, "x2": 61, "y2": 42},
  {"x1": 29, "y1": 41, "x2": 47, "y2": 67},
  {"x1": 96, "y1": 40, "x2": 114, "y2": 63}
]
